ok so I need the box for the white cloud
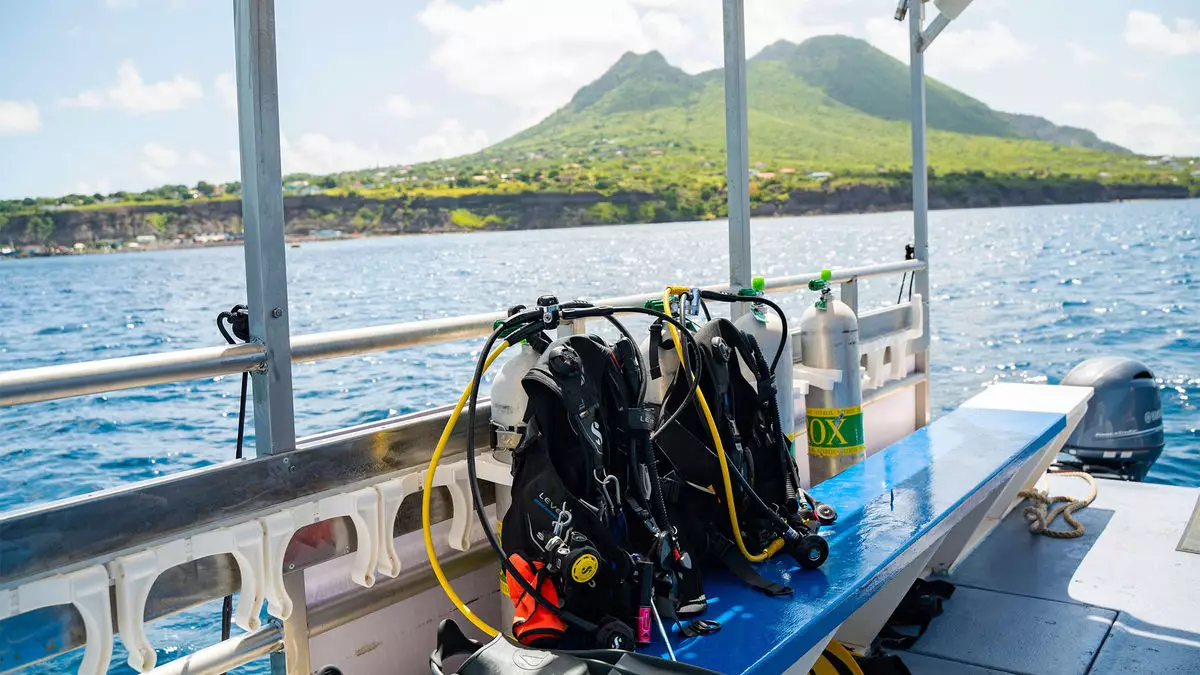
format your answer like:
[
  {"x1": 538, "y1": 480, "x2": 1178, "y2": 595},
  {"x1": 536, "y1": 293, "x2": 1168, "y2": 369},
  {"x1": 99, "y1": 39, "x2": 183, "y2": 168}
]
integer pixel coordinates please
[
  {"x1": 281, "y1": 133, "x2": 403, "y2": 175},
  {"x1": 60, "y1": 60, "x2": 203, "y2": 114},
  {"x1": 411, "y1": 119, "x2": 490, "y2": 162},
  {"x1": 214, "y1": 73, "x2": 237, "y2": 110},
  {"x1": 1066, "y1": 42, "x2": 1104, "y2": 65},
  {"x1": 58, "y1": 90, "x2": 105, "y2": 109},
  {"x1": 0, "y1": 100, "x2": 41, "y2": 135},
  {"x1": 140, "y1": 142, "x2": 180, "y2": 181},
  {"x1": 385, "y1": 94, "x2": 424, "y2": 120},
  {"x1": 1124, "y1": 10, "x2": 1200, "y2": 56},
  {"x1": 1062, "y1": 101, "x2": 1200, "y2": 156},
  {"x1": 188, "y1": 151, "x2": 212, "y2": 167},
  {"x1": 864, "y1": 17, "x2": 1034, "y2": 75},
  {"x1": 75, "y1": 180, "x2": 112, "y2": 195}
]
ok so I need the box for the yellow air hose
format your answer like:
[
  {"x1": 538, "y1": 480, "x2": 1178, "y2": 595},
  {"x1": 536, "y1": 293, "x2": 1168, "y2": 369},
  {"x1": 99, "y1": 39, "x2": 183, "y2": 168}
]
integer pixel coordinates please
[
  {"x1": 422, "y1": 341, "x2": 510, "y2": 638},
  {"x1": 662, "y1": 287, "x2": 784, "y2": 563}
]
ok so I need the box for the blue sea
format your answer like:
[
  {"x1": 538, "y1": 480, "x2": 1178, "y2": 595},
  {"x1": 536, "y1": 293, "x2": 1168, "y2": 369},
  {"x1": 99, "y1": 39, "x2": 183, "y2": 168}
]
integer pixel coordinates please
[{"x1": 1, "y1": 199, "x2": 1197, "y2": 672}]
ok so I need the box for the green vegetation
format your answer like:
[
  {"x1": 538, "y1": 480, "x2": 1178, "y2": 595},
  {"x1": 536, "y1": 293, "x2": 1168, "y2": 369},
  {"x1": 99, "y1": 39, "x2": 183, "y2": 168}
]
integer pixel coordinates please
[
  {"x1": 1, "y1": 35, "x2": 1195, "y2": 235},
  {"x1": 449, "y1": 209, "x2": 510, "y2": 228}
]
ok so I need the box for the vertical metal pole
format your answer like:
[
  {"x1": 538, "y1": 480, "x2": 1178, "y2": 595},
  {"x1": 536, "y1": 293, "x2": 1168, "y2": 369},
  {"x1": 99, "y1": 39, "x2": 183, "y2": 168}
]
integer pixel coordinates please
[
  {"x1": 909, "y1": 2, "x2": 932, "y2": 427},
  {"x1": 840, "y1": 279, "x2": 859, "y2": 316},
  {"x1": 234, "y1": 0, "x2": 297, "y2": 455},
  {"x1": 270, "y1": 573, "x2": 312, "y2": 675},
  {"x1": 722, "y1": 0, "x2": 752, "y2": 305}
]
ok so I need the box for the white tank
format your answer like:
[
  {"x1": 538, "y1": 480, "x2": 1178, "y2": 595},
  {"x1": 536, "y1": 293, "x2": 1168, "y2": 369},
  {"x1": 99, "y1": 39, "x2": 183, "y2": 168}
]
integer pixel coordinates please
[
  {"x1": 489, "y1": 342, "x2": 539, "y2": 451},
  {"x1": 734, "y1": 295, "x2": 795, "y2": 450},
  {"x1": 799, "y1": 272, "x2": 864, "y2": 485}
]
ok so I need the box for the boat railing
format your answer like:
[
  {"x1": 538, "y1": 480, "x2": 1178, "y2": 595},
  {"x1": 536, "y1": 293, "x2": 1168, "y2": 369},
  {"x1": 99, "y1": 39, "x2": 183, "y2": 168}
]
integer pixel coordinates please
[{"x1": 0, "y1": 260, "x2": 925, "y2": 409}]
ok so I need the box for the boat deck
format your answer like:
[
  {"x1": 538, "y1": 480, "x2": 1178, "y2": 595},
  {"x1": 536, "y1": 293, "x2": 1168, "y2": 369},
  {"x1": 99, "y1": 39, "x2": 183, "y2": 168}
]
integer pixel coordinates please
[{"x1": 898, "y1": 475, "x2": 1200, "y2": 674}]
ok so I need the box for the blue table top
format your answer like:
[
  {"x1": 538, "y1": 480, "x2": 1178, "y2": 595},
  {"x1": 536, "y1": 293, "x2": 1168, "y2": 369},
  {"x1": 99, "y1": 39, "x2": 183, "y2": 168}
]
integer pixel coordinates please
[{"x1": 650, "y1": 406, "x2": 1066, "y2": 674}]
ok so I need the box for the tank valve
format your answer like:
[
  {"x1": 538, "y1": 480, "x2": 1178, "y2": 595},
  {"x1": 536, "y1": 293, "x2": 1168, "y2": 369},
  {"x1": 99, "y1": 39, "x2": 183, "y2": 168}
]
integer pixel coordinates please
[{"x1": 807, "y1": 269, "x2": 834, "y2": 310}]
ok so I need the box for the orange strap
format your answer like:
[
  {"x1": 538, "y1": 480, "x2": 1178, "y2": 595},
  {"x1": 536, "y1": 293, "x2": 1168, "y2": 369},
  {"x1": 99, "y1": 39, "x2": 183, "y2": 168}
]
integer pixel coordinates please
[{"x1": 506, "y1": 554, "x2": 567, "y2": 647}]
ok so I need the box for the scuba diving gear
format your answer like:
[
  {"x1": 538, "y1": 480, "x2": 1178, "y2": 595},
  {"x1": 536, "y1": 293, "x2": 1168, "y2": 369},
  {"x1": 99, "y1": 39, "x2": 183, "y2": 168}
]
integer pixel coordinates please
[
  {"x1": 733, "y1": 277, "x2": 796, "y2": 451},
  {"x1": 655, "y1": 287, "x2": 836, "y2": 611},
  {"x1": 430, "y1": 619, "x2": 721, "y2": 675},
  {"x1": 452, "y1": 299, "x2": 706, "y2": 648},
  {"x1": 801, "y1": 271, "x2": 866, "y2": 484}
]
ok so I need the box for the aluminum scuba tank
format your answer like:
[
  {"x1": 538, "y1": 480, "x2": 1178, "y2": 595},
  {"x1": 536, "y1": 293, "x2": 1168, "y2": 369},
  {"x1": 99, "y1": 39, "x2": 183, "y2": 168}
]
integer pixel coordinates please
[
  {"x1": 490, "y1": 341, "x2": 539, "y2": 452},
  {"x1": 800, "y1": 270, "x2": 865, "y2": 484},
  {"x1": 732, "y1": 277, "x2": 796, "y2": 451}
]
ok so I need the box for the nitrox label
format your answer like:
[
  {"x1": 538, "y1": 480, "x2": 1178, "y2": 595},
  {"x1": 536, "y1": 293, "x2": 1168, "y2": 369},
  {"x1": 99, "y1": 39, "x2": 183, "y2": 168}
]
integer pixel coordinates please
[{"x1": 806, "y1": 405, "x2": 865, "y2": 457}]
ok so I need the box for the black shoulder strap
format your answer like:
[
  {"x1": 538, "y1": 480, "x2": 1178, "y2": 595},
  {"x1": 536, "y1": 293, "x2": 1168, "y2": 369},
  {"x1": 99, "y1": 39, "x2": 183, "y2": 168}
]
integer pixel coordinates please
[{"x1": 710, "y1": 532, "x2": 792, "y2": 597}]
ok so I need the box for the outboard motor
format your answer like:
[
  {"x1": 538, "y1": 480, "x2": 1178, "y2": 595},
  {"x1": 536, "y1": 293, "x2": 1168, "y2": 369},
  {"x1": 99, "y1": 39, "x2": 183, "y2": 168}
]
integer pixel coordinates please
[{"x1": 1058, "y1": 357, "x2": 1164, "y2": 481}]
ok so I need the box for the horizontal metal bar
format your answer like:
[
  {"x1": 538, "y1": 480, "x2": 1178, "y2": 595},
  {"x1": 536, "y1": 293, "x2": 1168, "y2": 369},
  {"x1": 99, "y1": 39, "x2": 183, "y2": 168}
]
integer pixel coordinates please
[
  {"x1": 0, "y1": 261, "x2": 923, "y2": 408},
  {"x1": 145, "y1": 622, "x2": 282, "y2": 675},
  {"x1": 763, "y1": 260, "x2": 926, "y2": 294},
  {"x1": 0, "y1": 343, "x2": 264, "y2": 407},
  {"x1": 0, "y1": 399, "x2": 490, "y2": 585},
  {"x1": 291, "y1": 310, "x2": 503, "y2": 363}
]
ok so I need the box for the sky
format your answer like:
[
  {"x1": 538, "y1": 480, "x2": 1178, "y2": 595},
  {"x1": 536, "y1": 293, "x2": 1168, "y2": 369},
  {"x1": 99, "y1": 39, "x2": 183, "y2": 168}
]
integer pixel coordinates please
[{"x1": 0, "y1": 0, "x2": 1198, "y2": 200}]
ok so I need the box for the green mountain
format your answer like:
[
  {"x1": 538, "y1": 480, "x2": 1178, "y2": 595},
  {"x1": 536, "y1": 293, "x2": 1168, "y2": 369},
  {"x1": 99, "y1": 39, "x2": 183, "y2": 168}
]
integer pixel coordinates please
[{"x1": 493, "y1": 35, "x2": 1132, "y2": 176}]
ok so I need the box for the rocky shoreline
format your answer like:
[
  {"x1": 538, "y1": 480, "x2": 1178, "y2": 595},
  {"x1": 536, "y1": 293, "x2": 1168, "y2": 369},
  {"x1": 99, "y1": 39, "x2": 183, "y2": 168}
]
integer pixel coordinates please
[{"x1": 1, "y1": 178, "x2": 1192, "y2": 251}]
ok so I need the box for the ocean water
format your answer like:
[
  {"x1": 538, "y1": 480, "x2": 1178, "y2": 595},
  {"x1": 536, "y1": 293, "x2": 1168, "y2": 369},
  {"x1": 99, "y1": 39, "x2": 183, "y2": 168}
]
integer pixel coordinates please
[{"x1": 1, "y1": 199, "x2": 1196, "y2": 672}]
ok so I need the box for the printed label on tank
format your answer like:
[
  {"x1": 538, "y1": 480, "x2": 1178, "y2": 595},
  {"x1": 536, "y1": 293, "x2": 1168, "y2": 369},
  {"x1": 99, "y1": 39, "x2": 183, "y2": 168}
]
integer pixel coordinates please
[{"x1": 806, "y1": 405, "x2": 865, "y2": 457}]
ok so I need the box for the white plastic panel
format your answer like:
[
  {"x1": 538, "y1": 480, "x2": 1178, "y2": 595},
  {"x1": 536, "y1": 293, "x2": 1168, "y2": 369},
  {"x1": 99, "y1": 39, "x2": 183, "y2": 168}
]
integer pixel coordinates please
[
  {"x1": 0, "y1": 566, "x2": 113, "y2": 675},
  {"x1": 108, "y1": 521, "x2": 265, "y2": 672}
]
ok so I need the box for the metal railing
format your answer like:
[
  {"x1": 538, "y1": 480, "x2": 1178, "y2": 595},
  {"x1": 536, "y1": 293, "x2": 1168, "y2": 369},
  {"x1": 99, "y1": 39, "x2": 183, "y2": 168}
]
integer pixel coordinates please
[{"x1": 0, "y1": 261, "x2": 925, "y2": 409}]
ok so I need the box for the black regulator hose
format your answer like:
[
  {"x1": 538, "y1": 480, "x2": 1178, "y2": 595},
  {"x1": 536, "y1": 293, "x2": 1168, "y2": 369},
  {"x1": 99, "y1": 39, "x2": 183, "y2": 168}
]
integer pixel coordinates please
[
  {"x1": 462, "y1": 304, "x2": 704, "y2": 636},
  {"x1": 697, "y1": 290, "x2": 790, "y2": 376}
]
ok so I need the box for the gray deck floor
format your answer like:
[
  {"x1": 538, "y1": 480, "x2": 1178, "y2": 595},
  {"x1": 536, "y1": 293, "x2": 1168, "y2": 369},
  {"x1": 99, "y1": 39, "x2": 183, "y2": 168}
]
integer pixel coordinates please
[{"x1": 893, "y1": 476, "x2": 1200, "y2": 675}]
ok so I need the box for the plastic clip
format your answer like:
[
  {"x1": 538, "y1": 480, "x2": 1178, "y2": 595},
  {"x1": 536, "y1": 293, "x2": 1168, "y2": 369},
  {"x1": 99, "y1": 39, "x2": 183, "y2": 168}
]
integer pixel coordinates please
[
  {"x1": 109, "y1": 521, "x2": 265, "y2": 672},
  {"x1": 262, "y1": 487, "x2": 381, "y2": 620},
  {"x1": 1, "y1": 566, "x2": 113, "y2": 675}
]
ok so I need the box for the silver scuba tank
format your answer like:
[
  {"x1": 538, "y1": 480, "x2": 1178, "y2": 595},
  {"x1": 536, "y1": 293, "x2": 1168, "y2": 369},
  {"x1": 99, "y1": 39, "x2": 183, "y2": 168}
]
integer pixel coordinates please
[
  {"x1": 732, "y1": 277, "x2": 796, "y2": 451},
  {"x1": 800, "y1": 270, "x2": 865, "y2": 484}
]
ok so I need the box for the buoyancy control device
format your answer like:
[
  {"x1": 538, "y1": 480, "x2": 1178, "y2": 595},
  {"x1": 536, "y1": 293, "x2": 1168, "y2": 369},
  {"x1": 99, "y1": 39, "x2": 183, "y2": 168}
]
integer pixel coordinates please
[
  {"x1": 425, "y1": 296, "x2": 707, "y2": 652},
  {"x1": 652, "y1": 286, "x2": 837, "y2": 614}
]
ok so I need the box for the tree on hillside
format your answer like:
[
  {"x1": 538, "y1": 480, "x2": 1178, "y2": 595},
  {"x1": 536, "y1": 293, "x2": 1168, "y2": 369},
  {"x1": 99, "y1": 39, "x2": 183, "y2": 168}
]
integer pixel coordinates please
[
  {"x1": 196, "y1": 181, "x2": 216, "y2": 197},
  {"x1": 318, "y1": 176, "x2": 337, "y2": 189}
]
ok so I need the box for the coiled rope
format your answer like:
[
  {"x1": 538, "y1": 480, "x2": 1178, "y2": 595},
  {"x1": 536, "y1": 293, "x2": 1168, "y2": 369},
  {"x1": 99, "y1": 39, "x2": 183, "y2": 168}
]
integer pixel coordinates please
[{"x1": 1018, "y1": 471, "x2": 1097, "y2": 539}]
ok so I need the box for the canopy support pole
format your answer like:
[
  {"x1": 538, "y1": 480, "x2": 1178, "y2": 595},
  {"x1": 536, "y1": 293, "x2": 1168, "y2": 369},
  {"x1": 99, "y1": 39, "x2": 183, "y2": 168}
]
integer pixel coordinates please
[
  {"x1": 722, "y1": 0, "x2": 752, "y2": 307},
  {"x1": 909, "y1": 0, "x2": 932, "y2": 426}
]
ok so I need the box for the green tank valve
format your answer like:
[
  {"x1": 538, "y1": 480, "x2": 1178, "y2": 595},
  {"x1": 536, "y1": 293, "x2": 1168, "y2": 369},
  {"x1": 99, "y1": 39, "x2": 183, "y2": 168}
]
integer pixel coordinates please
[
  {"x1": 809, "y1": 269, "x2": 834, "y2": 310},
  {"x1": 752, "y1": 276, "x2": 766, "y2": 293},
  {"x1": 644, "y1": 298, "x2": 665, "y2": 311}
]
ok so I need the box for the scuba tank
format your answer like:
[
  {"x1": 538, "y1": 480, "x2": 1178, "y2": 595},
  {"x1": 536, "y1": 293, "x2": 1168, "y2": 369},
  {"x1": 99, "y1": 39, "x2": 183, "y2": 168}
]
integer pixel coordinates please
[
  {"x1": 733, "y1": 276, "x2": 796, "y2": 453},
  {"x1": 800, "y1": 270, "x2": 865, "y2": 484},
  {"x1": 490, "y1": 341, "x2": 541, "y2": 452}
]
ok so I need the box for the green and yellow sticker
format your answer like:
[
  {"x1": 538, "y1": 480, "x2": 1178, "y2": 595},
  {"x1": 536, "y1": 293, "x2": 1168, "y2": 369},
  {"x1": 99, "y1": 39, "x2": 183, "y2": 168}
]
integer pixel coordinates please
[{"x1": 806, "y1": 405, "x2": 865, "y2": 457}]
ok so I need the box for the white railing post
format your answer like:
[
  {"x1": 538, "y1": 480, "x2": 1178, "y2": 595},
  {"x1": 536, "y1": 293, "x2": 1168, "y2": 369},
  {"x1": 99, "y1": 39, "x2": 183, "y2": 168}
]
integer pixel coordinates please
[
  {"x1": 722, "y1": 0, "x2": 752, "y2": 312},
  {"x1": 234, "y1": 0, "x2": 297, "y2": 455}
]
